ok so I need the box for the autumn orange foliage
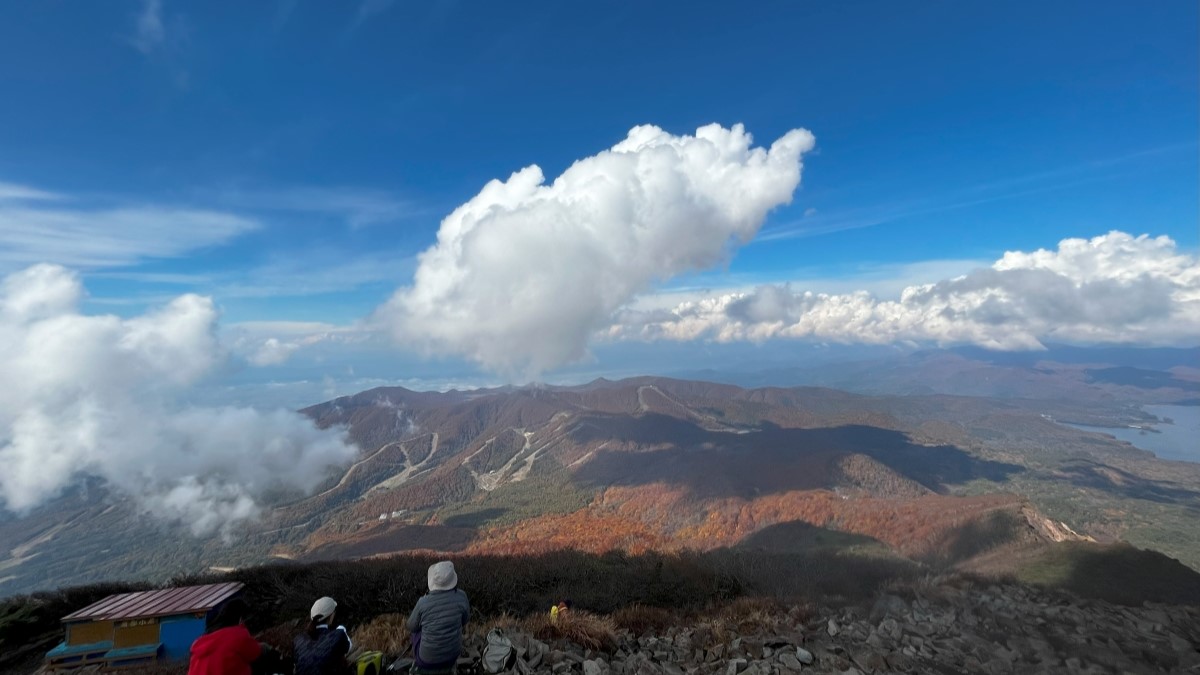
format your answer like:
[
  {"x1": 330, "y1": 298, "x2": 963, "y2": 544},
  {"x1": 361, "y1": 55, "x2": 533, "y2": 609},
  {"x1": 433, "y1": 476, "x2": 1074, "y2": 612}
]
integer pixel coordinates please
[{"x1": 467, "y1": 482, "x2": 1025, "y2": 560}]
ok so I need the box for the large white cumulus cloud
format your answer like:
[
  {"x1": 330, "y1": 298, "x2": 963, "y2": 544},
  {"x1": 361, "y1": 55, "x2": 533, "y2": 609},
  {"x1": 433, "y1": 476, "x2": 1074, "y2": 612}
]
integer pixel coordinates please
[
  {"x1": 375, "y1": 123, "x2": 816, "y2": 375},
  {"x1": 0, "y1": 265, "x2": 357, "y2": 535},
  {"x1": 615, "y1": 232, "x2": 1200, "y2": 349}
]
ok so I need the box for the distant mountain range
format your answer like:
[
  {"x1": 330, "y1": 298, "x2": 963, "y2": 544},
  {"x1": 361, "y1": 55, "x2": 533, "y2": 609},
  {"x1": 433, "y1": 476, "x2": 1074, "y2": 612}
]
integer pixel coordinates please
[
  {"x1": 1, "y1": 347, "x2": 1198, "y2": 596},
  {"x1": 673, "y1": 344, "x2": 1200, "y2": 401}
]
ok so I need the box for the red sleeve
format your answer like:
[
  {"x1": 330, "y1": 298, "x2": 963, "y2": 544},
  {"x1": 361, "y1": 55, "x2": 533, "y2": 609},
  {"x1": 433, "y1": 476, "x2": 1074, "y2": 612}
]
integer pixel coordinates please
[{"x1": 236, "y1": 626, "x2": 263, "y2": 663}]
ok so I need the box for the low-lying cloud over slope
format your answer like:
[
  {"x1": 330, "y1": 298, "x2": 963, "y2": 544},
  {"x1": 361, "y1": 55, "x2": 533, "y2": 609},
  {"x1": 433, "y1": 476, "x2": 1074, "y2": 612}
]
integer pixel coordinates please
[
  {"x1": 375, "y1": 123, "x2": 816, "y2": 375},
  {"x1": 614, "y1": 232, "x2": 1200, "y2": 350},
  {"x1": 0, "y1": 265, "x2": 357, "y2": 535}
]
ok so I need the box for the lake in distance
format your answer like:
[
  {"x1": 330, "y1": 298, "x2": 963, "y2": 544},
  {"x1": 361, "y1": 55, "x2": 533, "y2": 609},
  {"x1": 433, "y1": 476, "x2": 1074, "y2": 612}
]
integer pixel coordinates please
[{"x1": 1066, "y1": 404, "x2": 1200, "y2": 463}]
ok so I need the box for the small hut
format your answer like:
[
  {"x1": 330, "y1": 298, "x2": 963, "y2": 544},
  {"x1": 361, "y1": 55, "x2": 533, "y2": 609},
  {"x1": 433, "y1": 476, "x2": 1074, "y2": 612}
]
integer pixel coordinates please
[{"x1": 45, "y1": 582, "x2": 244, "y2": 671}]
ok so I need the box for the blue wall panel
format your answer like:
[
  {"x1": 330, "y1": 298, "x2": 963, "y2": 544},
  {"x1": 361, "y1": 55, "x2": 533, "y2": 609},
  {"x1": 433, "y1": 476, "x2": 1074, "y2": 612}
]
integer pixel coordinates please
[{"x1": 159, "y1": 615, "x2": 206, "y2": 661}]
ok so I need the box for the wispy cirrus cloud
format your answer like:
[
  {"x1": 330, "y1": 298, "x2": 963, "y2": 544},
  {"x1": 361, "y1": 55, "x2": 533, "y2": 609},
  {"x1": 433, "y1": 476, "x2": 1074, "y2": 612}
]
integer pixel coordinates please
[
  {"x1": 89, "y1": 271, "x2": 216, "y2": 286},
  {"x1": 355, "y1": 0, "x2": 396, "y2": 22},
  {"x1": 0, "y1": 181, "x2": 258, "y2": 271},
  {"x1": 757, "y1": 142, "x2": 1198, "y2": 243},
  {"x1": 212, "y1": 184, "x2": 427, "y2": 229},
  {"x1": 0, "y1": 182, "x2": 60, "y2": 202},
  {"x1": 83, "y1": 251, "x2": 415, "y2": 321},
  {"x1": 272, "y1": 0, "x2": 299, "y2": 32},
  {"x1": 213, "y1": 250, "x2": 417, "y2": 299},
  {"x1": 126, "y1": 0, "x2": 191, "y2": 88},
  {"x1": 345, "y1": 0, "x2": 396, "y2": 32},
  {"x1": 130, "y1": 0, "x2": 165, "y2": 54}
]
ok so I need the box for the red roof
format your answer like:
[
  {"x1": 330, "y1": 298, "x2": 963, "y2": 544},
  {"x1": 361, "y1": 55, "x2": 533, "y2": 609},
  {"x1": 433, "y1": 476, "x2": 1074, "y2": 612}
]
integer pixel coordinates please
[{"x1": 62, "y1": 582, "x2": 244, "y2": 622}]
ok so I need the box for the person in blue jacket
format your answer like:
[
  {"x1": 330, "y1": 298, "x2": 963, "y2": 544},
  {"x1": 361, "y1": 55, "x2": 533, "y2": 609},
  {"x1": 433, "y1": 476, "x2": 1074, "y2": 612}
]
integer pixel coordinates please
[{"x1": 407, "y1": 561, "x2": 471, "y2": 672}]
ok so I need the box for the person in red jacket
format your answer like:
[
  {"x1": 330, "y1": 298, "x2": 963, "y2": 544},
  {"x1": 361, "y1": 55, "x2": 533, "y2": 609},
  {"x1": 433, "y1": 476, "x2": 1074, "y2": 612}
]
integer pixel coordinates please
[{"x1": 188, "y1": 597, "x2": 263, "y2": 675}]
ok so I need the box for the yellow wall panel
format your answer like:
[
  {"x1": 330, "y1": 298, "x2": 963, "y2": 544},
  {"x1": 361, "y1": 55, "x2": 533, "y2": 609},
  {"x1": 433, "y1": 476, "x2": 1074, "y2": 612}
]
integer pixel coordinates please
[
  {"x1": 68, "y1": 621, "x2": 114, "y2": 645},
  {"x1": 114, "y1": 622, "x2": 161, "y2": 648}
]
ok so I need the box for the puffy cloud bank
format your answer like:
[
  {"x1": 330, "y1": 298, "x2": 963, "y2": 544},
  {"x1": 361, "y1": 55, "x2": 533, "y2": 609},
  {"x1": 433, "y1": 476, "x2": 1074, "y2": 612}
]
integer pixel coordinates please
[
  {"x1": 0, "y1": 265, "x2": 357, "y2": 535},
  {"x1": 614, "y1": 232, "x2": 1200, "y2": 349},
  {"x1": 375, "y1": 123, "x2": 816, "y2": 375}
]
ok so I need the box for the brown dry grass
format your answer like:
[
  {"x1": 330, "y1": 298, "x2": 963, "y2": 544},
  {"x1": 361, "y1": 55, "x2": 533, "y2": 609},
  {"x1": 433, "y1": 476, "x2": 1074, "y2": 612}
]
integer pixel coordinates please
[
  {"x1": 880, "y1": 572, "x2": 972, "y2": 602},
  {"x1": 526, "y1": 611, "x2": 618, "y2": 652},
  {"x1": 611, "y1": 604, "x2": 675, "y2": 636},
  {"x1": 690, "y1": 617, "x2": 734, "y2": 651},
  {"x1": 256, "y1": 618, "x2": 304, "y2": 659},
  {"x1": 467, "y1": 612, "x2": 525, "y2": 640},
  {"x1": 682, "y1": 596, "x2": 812, "y2": 650},
  {"x1": 717, "y1": 596, "x2": 784, "y2": 633},
  {"x1": 785, "y1": 602, "x2": 817, "y2": 625},
  {"x1": 352, "y1": 613, "x2": 412, "y2": 657}
]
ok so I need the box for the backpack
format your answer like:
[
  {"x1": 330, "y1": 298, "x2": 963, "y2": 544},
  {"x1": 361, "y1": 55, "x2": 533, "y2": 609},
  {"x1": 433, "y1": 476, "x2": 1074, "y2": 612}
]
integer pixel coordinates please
[{"x1": 481, "y1": 628, "x2": 516, "y2": 674}]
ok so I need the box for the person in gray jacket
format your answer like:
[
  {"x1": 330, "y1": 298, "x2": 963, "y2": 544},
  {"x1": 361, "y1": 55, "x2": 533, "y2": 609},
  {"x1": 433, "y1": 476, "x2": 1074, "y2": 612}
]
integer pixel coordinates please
[{"x1": 407, "y1": 561, "x2": 470, "y2": 671}]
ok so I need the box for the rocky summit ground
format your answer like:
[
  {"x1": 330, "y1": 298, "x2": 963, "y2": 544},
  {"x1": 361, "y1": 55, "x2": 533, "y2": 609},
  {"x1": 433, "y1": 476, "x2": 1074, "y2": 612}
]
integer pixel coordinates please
[
  {"x1": 25, "y1": 579, "x2": 1200, "y2": 675},
  {"x1": 442, "y1": 583, "x2": 1200, "y2": 675}
]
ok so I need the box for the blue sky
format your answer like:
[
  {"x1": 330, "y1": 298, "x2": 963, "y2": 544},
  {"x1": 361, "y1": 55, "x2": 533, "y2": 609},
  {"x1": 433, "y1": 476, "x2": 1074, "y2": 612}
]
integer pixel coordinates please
[{"x1": 0, "y1": 0, "x2": 1197, "y2": 402}]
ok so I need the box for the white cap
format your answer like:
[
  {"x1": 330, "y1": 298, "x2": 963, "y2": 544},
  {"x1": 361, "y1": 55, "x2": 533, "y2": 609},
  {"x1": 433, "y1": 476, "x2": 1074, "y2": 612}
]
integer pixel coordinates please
[
  {"x1": 310, "y1": 596, "x2": 337, "y2": 621},
  {"x1": 428, "y1": 561, "x2": 458, "y2": 591}
]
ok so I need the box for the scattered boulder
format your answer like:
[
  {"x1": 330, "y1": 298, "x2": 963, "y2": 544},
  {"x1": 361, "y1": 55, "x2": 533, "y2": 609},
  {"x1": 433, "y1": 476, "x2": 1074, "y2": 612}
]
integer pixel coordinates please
[{"x1": 777, "y1": 652, "x2": 803, "y2": 672}]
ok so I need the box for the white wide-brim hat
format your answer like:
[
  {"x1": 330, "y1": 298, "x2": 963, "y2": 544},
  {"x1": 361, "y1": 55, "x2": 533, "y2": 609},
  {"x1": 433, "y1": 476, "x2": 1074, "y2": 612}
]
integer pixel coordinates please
[{"x1": 428, "y1": 561, "x2": 458, "y2": 591}]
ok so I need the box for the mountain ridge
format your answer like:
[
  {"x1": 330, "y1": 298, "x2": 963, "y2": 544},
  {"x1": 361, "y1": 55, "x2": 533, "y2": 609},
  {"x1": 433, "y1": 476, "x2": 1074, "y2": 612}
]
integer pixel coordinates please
[
  {"x1": 279, "y1": 376, "x2": 1105, "y2": 573},
  {"x1": 3, "y1": 364, "x2": 1198, "y2": 596}
]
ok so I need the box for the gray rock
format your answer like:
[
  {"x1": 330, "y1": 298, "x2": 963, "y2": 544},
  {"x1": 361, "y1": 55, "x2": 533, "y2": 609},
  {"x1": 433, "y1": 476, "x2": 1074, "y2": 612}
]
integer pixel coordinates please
[
  {"x1": 583, "y1": 661, "x2": 603, "y2": 675},
  {"x1": 776, "y1": 653, "x2": 802, "y2": 672},
  {"x1": 794, "y1": 649, "x2": 813, "y2": 666},
  {"x1": 868, "y1": 594, "x2": 908, "y2": 623},
  {"x1": 877, "y1": 617, "x2": 901, "y2": 642},
  {"x1": 885, "y1": 651, "x2": 915, "y2": 672},
  {"x1": 763, "y1": 636, "x2": 791, "y2": 649},
  {"x1": 1169, "y1": 632, "x2": 1192, "y2": 653},
  {"x1": 826, "y1": 619, "x2": 840, "y2": 637},
  {"x1": 743, "y1": 639, "x2": 764, "y2": 660},
  {"x1": 990, "y1": 645, "x2": 1016, "y2": 664},
  {"x1": 725, "y1": 658, "x2": 747, "y2": 675},
  {"x1": 636, "y1": 661, "x2": 662, "y2": 675},
  {"x1": 849, "y1": 647, "x2": 887, "y2": 673}
]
